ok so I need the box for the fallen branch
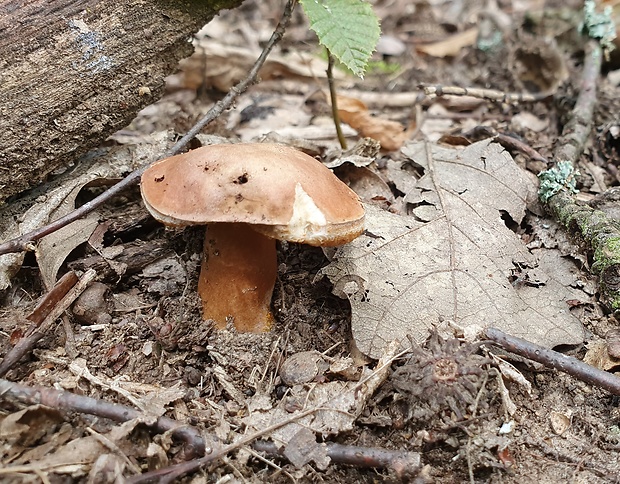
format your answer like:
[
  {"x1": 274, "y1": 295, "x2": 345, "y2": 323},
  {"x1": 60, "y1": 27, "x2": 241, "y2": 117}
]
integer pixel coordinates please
[
  {"x1": 0, "y1": 0, "x2": 295, "y2": 257},
  {"x1": 538, "y1": 40, "x2": 620, "y2": 310},
  {"x1": 0, "y1": 378, "x2": 208, "y2": 459},
  {"x1": 251, "y1": 440, "x2": 421, "y2": 478},
  {"x1": 485, "y1": 327, "x2": 620, "y2": 396},
  {"x1": 0, "y1": 269, "x2": 96, "y2": 377}
]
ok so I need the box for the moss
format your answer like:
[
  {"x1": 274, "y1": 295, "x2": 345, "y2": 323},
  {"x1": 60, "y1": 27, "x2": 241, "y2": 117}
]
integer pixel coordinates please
[
  {"x1": 592, "y1": 235, "x2": 620, "y2": 274},
  {"x1": 155, "y1": 0, "x2": 245, "y2": 16}
]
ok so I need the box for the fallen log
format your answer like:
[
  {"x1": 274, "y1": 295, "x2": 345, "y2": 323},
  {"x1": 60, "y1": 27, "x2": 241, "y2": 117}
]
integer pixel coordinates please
[{"x1": 0, "y1": 0, "x2": 243, "y2": 204}]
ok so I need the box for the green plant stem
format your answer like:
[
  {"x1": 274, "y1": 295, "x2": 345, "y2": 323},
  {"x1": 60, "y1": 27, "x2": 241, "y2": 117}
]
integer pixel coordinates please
[{"x1": 327, "y1": 50, "x2": 348, "y2": 150}]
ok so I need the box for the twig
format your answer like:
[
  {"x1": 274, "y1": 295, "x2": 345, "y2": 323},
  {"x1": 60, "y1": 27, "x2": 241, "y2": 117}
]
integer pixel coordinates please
[
  {"x1": 0, "y1": 0, "x2": 297, "y2": 257},
  {"x1": 550, "y1": 40, "x2": 601, "y2": 168},
  {"x1": 126, "y1": 406, "x2": 327, "y2": 484},
  {"x1": 485, "y1": 327, "x2": 620, "y2": 396},
  {"x1": 326, "y1": 50, "x2": 347, "y2": 150},
  {"x1": 61, "y1": 314, "x2": 78, "y2": 359},
  {"x1": 251, "y1": 440, "x2": 421, "y2": 478},
  {"x1": 27, "y1": 271, "x2": 78, "y2": 325},
  {"x1": 463, "y1": 126, "x2": 550, "y2": 164},
  {"x1": 0, "y1": 269, "x2": 96, "y2": 377},
  {"x1": 421, "y1": 84, "x2": 553, "y2": 104},
  {"x1": 0, "y1": 378, "x2": 208, "y2": 458},
  {"x1": 495, "y1": 133, "x2": 550, "y2": 164}
]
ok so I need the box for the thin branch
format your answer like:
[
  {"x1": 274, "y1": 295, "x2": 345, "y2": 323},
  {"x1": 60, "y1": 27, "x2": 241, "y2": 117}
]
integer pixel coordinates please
[
  {"x1": 485, "y1": 327, "x2": 620, "y2": 396},
  {"x1": 0, "y1": 0, "x2": 297, "y2": 257},
  {"x1": 0, "y1": 378, "x2": 208, "y2": 459},
  {"x1": 495, "y1": 133, "x2": 550, "y2": 165},
  {"x1": 0, "y1": 269, "x2": 96, "y2": 377},
  {"x1": 251, "y1": 440, "x2": 421, "y2": 478},
  {"x1": 550, "y1": 40, "x2": 601, "y2": 167}
]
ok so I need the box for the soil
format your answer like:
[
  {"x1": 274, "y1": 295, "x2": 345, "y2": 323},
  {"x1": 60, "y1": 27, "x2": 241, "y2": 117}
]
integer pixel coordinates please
[{"x1": 2, "y1": 0, "x2": 620, "y2": 483}]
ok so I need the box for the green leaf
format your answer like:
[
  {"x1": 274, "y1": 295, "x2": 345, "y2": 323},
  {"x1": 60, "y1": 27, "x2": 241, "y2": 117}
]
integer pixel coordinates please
[{"x1": 300, "y1": 0, "x2": 380, "y2": 78}]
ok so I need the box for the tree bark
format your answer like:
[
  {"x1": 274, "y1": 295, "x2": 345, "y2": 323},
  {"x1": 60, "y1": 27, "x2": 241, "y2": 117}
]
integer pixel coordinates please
[{"x1": 0, "y1": 0, "x2": 244, "y2": 205}]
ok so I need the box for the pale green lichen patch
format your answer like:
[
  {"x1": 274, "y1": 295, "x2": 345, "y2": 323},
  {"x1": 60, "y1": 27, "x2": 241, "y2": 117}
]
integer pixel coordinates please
[
  {"x1": 538, "y1": 161, "x2": 579, "y2": 202},
  {"x1": 582, "y1": 0, "x2": 617, "y2": 55}
]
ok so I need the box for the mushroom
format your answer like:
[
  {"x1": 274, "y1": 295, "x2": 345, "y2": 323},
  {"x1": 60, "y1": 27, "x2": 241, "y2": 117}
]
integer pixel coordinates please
[{"x1": 140, "y1": 143, "x2": 365, "y2": 332}]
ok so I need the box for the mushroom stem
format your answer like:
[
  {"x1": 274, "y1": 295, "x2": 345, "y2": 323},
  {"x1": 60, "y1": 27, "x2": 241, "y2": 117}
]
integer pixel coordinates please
[{"x1": 198, "y1": 223, "x2": 277, "y2": 332}]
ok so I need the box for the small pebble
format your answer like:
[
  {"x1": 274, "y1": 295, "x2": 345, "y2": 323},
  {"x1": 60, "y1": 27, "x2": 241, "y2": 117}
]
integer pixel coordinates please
[
  {"x1": 280, "y1": 351, "x2": 327, "y2": 386},
  {"x1": 72, "y1": 282, "x2": 113, "y2": 325},
  {"x1": 607, "y1": 329, "x2": 620, "y2": 359}
]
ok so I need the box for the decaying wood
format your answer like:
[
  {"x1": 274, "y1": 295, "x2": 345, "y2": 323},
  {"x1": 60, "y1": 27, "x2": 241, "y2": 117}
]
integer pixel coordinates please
[
  {"x1": 68, "y1": 238, "x2": 173, "y2": 282},
  {"x1": 0, "y1": 0, "x2": 244, "y2": 204}
]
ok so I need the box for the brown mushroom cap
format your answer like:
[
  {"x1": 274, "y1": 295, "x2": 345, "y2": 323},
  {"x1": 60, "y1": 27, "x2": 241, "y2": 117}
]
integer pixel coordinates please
[{"x1": 140, "y1": 143, "x2": 365, "y2": 246}]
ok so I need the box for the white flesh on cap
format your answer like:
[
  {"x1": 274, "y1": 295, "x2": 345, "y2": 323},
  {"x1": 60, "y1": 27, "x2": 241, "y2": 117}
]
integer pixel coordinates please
[{"x1": 286, "y1": 183, "x2": 328, "y2": 241}]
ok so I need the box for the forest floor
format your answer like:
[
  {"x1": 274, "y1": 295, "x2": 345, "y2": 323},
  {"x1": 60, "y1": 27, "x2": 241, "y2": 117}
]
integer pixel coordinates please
[{"x1": 2, "y1": 0, "x2": 620, "y2": 482}]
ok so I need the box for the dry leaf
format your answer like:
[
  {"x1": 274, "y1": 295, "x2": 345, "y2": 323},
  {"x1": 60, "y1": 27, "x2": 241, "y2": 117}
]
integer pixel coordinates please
[
  {"x1": 36, "y1": 183, "x2": 100, "y2": 290},
  {"x1": 337, "y1": 96, "x2": 412, "y2": 151},
  {"x1": 416, "y1": 28, "x2": 479, "y2": 57},
  {"x1": 242, "y1": 341, "x2": 400, "y2": 446},
  {"x1": 180, "y1": 41, "x2": 342, "y2": 92},
  {"x1": 0, "y1": 133, "x2": 171, "y2": 291},
  {"x1": 0, "y1": 176, "x2": 100, "y2": 290},
  {"x1": 512, "y1": 36, "x2": 568, "y2": 93},
  {"x1": 322, "y1": 140, "x2": 585, "y2": 358},
  {"x1": 0, "y1": 405, "x2": 63, "y2": 447},
  {"x1": 334, "y1": 165, "x2": 395, "y2": 205},
  {"x1": 284, "y1": 428, "x2": 330, "y2": 470},
  {"x1": 583, "y1": 340, "x2": 620, "y2": 372},
  {"x1": 510, "y1": 112, "x2": 549, "y2": 133}
]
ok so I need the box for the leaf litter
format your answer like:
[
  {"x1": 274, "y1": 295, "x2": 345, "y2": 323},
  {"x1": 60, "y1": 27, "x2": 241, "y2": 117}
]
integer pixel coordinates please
[
  {"x1": 2, "y1": 0, "x2": 620, "y2": 482},
  {"x1": 323, "y1": 139, "x2": 586, "y2": 358}
]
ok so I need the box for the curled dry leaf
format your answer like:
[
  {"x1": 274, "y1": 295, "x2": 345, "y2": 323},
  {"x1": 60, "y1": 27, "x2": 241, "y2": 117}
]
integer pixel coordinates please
[
  {"x1": 337, "y1": 95, "x2": 413, "y2": 151},
  {"x1": 35, "y1": 182, "x2": 100, "y2": 291},
  {"x1": 583, "y1": 339, "x2": 620, "y2": 372},
  {"x1": 180, "y1": 40, "x2": 342, "y2": 92},
  {"x1": 0, "y1": 175, "x2": 102, "y2": 291},
  {"x1": 511, "y1": 35, "x2": 568, "y2": 94},
  {"x1": 415, "y1": 27, "x2": 479, "y2": 57},
  {"x1": 0, "y1": 132, "x2": 175, "y2": 291},
  {"x1": 322, "y1": 139, "x2": 586, "y2": 358}
]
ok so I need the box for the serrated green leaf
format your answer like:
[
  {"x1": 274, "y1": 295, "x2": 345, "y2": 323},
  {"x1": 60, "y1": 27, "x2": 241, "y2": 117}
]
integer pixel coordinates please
[{"x1": 300, "y1": 0, "x2": 380, "y2": 78}]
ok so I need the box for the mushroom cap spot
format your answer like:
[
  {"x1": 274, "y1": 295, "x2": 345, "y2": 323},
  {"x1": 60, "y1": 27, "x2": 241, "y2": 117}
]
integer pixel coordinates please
[{"x1": 140, "y1": 143, "x2": 365, "y2": 245}]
